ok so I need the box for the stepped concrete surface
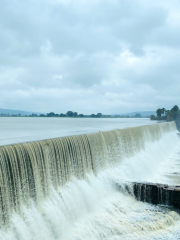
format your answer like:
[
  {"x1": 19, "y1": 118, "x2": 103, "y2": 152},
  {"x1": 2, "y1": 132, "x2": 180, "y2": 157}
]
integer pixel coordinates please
[{"x1": 117, "y1": 182, "x2": 180, "y2": 208}]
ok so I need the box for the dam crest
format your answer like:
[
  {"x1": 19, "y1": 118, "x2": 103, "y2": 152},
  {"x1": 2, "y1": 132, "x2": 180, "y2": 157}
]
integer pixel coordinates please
[{"x1": 0, "y1": 121, "x2": 176, "y2": 226}]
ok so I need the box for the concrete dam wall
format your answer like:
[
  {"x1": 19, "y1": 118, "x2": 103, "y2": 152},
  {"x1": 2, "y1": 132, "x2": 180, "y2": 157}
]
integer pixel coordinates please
[{"x1": 0, "y1": 122, "x2": 177, "y2": 226}]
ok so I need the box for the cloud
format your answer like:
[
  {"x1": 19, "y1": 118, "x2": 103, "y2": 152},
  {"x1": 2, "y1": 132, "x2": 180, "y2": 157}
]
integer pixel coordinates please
[{"x1": 0, "y1": 0, "x2": 180, "y2": 114}]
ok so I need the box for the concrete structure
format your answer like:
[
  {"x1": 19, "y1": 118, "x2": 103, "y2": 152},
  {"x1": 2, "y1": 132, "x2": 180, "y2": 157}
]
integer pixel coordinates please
[
  {"x1": 133, "y1": 182, "x2": 180, "y2": 208},
  {"x1": 117, "y1": 182, "x2": 180, "y2": 208}
]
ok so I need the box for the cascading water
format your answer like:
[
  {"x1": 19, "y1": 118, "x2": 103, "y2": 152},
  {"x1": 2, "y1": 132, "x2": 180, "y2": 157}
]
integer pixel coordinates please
[{"x1": 0, "y1": 121, "x2": 180, "y2": 239}]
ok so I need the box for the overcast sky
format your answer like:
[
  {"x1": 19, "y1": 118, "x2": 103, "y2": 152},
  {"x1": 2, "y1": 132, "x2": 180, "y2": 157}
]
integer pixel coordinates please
[{"x1": 0, "y1": 0, "x2": 180, "y2": 114}]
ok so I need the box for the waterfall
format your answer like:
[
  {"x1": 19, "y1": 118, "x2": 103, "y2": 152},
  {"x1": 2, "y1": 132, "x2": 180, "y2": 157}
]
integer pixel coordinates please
[{"x1": 0, "y1": 121, "x2": 176, "y2": 227}]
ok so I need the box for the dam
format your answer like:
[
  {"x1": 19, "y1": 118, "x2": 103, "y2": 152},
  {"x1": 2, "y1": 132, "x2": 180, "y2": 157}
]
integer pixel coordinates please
[{"x1": 0, "y1": 119, "x2": 180, "y2": 239}]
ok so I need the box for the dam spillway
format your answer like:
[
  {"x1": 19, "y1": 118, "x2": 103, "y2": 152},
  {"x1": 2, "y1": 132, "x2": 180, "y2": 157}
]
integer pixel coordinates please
[
  {"x1": 117, "y1": 181, "x2": 180, "y2": 208},
  {"x1": 0, "y1": 121, "x2": 180, "y2": 239}
]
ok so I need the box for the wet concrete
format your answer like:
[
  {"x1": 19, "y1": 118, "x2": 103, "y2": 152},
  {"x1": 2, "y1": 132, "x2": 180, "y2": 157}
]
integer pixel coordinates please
[{"x1": 117, "y1": 182, "x2": 180, "y2": 208}]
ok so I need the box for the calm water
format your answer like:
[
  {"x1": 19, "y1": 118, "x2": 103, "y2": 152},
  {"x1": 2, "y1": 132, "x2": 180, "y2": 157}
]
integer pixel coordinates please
[{"x1": 0, "y1": 117, "x2": 155, "y2": 145}]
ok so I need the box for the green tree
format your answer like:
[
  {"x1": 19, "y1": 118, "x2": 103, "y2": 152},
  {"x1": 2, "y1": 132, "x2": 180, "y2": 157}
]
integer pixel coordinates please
[
  {"x1": 90, "y1": 114, "x2": 96, "y2": 118},
  {"x1": 150, "y1": 115, "x2": 156, "y2": 120},
  {"x1": 165, "y1": 110, "x2": 171, "y2": 115},
  {"x1": 47, "y1": 112, "x2": 55, "y2": 117},
  {"x1": 161, "y1": 108, "x2": 166, "y2": 116},
  {"x1": 66, "y1": 111, "x2": 74, "y2": 117},
  {"x1": 171, "y1": 105, "x2": 179, "y2": 120},
  {"x1": 60, "y1": 113, "x2": 66, "y2": 117},
  {"x1": 171, "y1": 105, "x2": 179, "y2": 113},
  {"x1": 96, "y1": 113, "x2": 102, "y2": 118},
  {"x1": 165, "y1": 110, "x2": 171, "y2": 121},
  {"x1": 156, "y1": 108, "x2": 162, "y2": 119}
]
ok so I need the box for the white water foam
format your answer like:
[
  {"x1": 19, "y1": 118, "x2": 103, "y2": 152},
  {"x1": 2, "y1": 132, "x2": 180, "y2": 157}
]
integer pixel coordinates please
[{"x1": 0, "y1": 125, "x2": 180, "y2": 239}]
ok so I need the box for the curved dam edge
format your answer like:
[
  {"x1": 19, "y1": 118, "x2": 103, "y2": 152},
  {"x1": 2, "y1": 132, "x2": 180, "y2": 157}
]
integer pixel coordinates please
[
  {"x1": 0, "y1": 121, "x2": 175, "y2": 148},
  {"x1": 0, "y1": 121, "x2": 177, "y2": 226}
]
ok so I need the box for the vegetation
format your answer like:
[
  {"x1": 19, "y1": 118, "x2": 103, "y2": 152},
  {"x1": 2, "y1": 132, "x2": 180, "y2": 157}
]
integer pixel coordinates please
[
  {"x1": 0, "y1": 112, "x2": 151, "y2": 118},
  {"x1": 40, "y1": 111, "x2": 102, "y2": 118},
  {"x1": 150, "y1": 105, "x2": 180, "y2": 121},
  {"x1": 150, "y1": 115, "x2": 156, "y2": 120}
]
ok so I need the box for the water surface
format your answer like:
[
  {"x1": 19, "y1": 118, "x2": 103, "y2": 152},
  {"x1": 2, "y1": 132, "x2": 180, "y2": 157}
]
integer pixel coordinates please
[{"x1": 0, "y1": 117, "x2": 155, "y2": 145}]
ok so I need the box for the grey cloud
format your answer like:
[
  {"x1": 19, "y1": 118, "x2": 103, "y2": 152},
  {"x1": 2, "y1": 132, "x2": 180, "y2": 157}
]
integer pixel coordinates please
[{"x1": 0, "y1": 0, "x2": 180, "y2": 113}]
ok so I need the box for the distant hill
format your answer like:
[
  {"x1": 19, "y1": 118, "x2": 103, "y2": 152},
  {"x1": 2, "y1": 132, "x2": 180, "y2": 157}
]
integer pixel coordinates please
[
  {"x1": 125, "y1": 111, "x2": 156, "y2": 117},
  {"x1": 0, "y1": 108, "x2": 40, "y2": 116}
]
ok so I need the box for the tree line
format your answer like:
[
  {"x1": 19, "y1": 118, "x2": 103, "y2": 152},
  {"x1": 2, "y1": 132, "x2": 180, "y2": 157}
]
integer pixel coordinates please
[
  {"x1": 40, "y1": 111, "x2": 103, "y2": 118},
  {"x1": 150, "y1": 105, "x2": 179, "y2": 121}
]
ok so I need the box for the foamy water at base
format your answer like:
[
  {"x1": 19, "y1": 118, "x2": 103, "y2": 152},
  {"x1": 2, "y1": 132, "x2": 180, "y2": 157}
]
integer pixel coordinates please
[
  {"x1": 0, "y1": 124, "x2": 180, "y2": 240},
  {"x1": 1, "y1": 174, "x2": 180, "y2": 240}
]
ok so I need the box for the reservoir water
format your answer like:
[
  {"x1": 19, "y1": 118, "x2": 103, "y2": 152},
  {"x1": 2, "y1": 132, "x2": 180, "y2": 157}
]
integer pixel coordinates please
[
  {"x1": 0, "y1": 117, "x2": 155, "y2": 145},
  {"x1": 0, "y1": 118, "x2": 180, "y2": 240}
]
